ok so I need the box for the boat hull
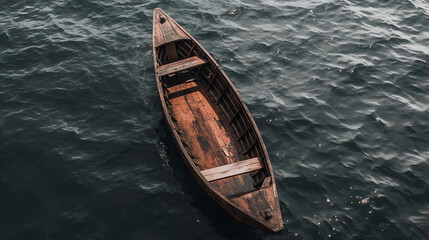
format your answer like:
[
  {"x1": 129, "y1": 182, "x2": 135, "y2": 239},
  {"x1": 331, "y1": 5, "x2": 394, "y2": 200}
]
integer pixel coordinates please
[{"x1": 152, "y1": 8, "x2": 283, "y2": 233}]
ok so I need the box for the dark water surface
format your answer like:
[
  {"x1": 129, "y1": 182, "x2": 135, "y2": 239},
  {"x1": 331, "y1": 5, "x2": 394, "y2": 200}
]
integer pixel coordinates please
[{"x1": 1, "y1": 0, "x2": 429, "y2": 239}]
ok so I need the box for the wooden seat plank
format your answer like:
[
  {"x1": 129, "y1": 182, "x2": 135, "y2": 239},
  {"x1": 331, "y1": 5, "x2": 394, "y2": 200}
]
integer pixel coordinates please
[
  {"x1": 158, "y1": 56, "x2": 207, "y2": 77},
  {"x1": 201, "y1": 157, "x2": 262, "y2": 182}
]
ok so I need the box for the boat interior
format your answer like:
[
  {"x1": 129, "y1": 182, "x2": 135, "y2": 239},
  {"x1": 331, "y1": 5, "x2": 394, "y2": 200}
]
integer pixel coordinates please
[{"x1": 155, "y1": 39, "x2": 274, "y2": 199}]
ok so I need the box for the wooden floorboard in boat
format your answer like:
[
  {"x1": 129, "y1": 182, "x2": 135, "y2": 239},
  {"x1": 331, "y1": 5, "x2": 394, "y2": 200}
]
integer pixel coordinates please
[{"x1": 168, "y1": 79, "x2": 255, "y2": 196}]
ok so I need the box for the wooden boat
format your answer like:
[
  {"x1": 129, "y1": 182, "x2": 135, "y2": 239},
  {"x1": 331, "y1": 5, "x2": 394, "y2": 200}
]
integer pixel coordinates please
[{"x1": 152, "y1": 8, "x2": 283, "y2": 233}]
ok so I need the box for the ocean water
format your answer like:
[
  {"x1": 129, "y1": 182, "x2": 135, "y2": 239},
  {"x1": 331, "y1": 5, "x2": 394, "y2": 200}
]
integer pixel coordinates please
[{"x1": 1, "y1": 0, "x2": 429, "y2": 239}]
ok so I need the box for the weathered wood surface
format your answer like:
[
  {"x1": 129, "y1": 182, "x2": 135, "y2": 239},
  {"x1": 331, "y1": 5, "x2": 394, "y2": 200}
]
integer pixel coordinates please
[
  {"x1": 201, "y1": 157, "x2": 262, "y2": 182},
  {"x1": 230, "y1": 186, "x2": 283, "y2": 229},
  {"x1": 153, "y1": 8, "x2": 189, "y2": 47},
  {"x1": 158, "y1": 56, "x2": 207, "y2": 77},
  {"x1": 168, "y1": 79, "x2": 256, "y2": 197},
  {"x1": 153, "y1": 8, "x2": 283, "y2": 233}
]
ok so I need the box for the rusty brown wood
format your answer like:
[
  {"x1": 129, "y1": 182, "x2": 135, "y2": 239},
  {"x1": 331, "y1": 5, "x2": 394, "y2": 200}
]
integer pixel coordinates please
[{"x1": 153, "y1": 8, "x2": 283, "y2": 233}]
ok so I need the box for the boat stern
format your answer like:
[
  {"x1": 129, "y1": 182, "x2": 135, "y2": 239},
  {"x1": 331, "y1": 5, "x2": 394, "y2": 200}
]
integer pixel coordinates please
[{"x1": 230, "y1": 185, "x2": 284, "y2": 233}]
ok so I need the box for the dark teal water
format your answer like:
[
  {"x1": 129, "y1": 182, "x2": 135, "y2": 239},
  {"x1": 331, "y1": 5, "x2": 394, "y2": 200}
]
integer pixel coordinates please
[{"x1": 1, "y1": 0, "x2": 429, "y2": 239}]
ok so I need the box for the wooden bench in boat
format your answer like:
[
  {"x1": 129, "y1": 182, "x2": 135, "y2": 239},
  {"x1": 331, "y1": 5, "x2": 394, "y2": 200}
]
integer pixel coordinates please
[
  {"x1": 201, "y1": 157, "x2": 263, "y2": 182},
  {"x1": 158, "y1": 56, "x2": 207, "y2": 77}
]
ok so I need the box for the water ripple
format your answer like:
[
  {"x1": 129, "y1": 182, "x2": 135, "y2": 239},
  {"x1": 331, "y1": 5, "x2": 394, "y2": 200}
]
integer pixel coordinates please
[{"x1": 1, "y1": 0, "x2": 429, "y2": 239}]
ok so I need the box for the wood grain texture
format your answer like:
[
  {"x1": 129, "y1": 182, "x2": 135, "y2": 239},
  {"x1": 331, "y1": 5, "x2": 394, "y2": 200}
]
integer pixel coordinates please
[
  {"x1": 153, "y1": 8, "x2": 283, "y2": 233},
  {"x1": 153, "y1": 8, "x2": 189, "y2": 48},
  {"x1": 168, "y1": 79, "x2": 256, "y2": 197},
  {"x1": 158, "y1": 56, "x2": 207, "y2": 76},
  {"x1": 168, "y1": 80, "x2": 237, "y2": 170},
  {"x1": 201, "y1": 157, "x2": 262, "y2": 182},
  {"x1": 230, "y1": 186, "x2": 283, "y2": 231}
]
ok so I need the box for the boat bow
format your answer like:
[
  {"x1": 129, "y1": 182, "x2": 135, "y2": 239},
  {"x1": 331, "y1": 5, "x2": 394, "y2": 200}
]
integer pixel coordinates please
[{"x1": 153, "y1": 8, "x2": 190, "y2": 48}]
